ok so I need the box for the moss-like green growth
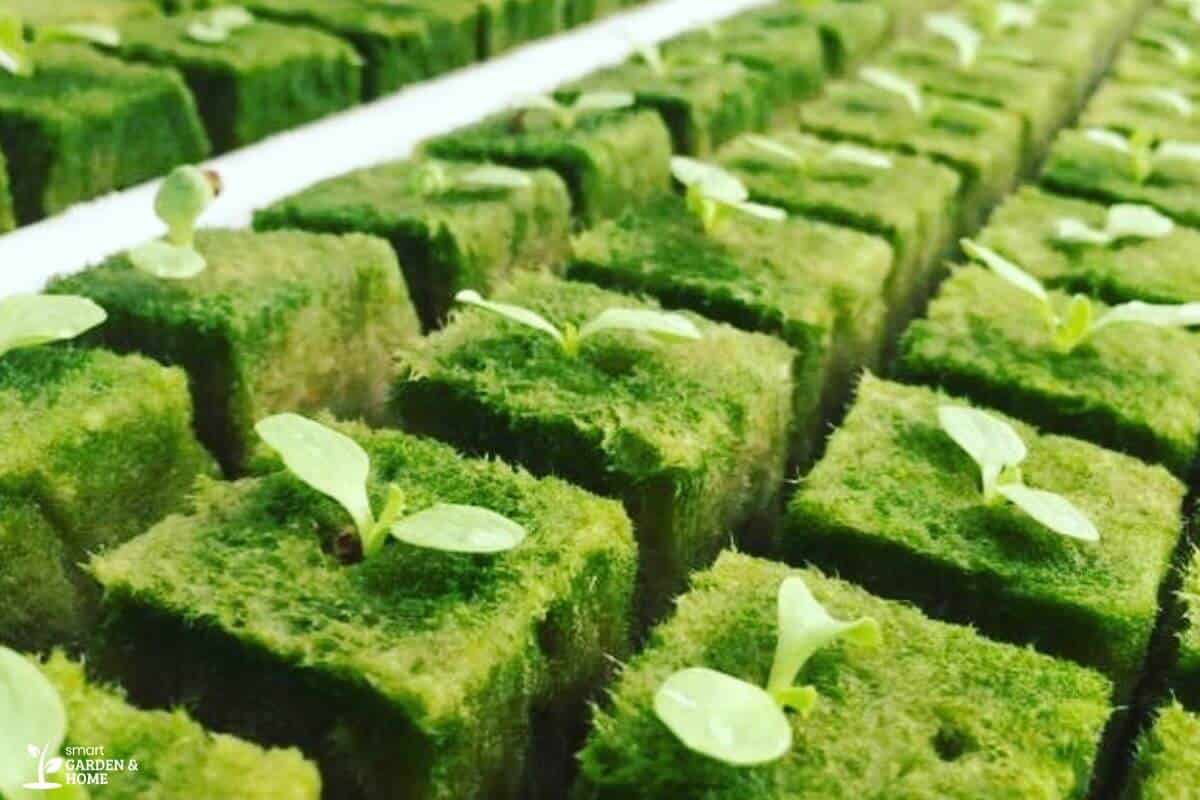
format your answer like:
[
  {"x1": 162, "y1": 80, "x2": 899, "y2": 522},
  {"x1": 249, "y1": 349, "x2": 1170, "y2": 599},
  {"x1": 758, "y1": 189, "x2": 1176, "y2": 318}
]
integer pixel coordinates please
[
  {"x1": 391, "y1": 274, "x2": 794, "y2": 621},
  {"x1": 1123, "y1": 703, "x2": 1200, "y2": 799},
  {"x1": 0, "y1": 345, "x2": 217, "y2": 650},
  {"x1": 424, "y1": 109, "x2": 672, "y2": 224},
  {"x1": 795, "y1": 77, "x2": 1025, "y2": 232},
  {"x1": 898, "y1": 264, "x2": 1200, "y2": 476},
  {"x1": 717, "y1": 130, "x2": 960, "y2": 331},
  {"x1": 0, "y1": 147, "x2": 14, "y2": 233},
  {"x1": 254, "y1": 158, "x2": 572, "y2": 330},
  {"x1": 0, "y1": 42, "x2": 209, "y2": 225},
  {"x1": 1041, "y1": 128, "x2": 1200, "y2": 229},
  {"x1": 568, "y1": 192, "x2": 891, "y2": 465},
  {"x1": 236, "y1": 0, "x2": 478, "y2": 99},
  {"x1": 786, "y1": 376, "x2": 1184, "y2": 694},
  {"x1": 49, "y1": 228, "x2": 420, "y2": 474},
  {"x1": 92, "y1": 420, "x2": 637, "y2": 800},
  {"x1": 563, "y1": 58, "x2": 771, "y2": 155},
  {"x1": 978, "y1": 185, "x2": 1200, "y2": 305},
  {"x1": 32, "y1": 651, "x2": 323, "y2": 798},
  {"x1": 0, "y1": 0, "x2": 159, "y2": 26},
  {"x1": 1082, "y1": 82, "x2": 1200, "y2": 144},
  {"x1": 1174, "y1": 548, "x2": 1200, "y2": 710},
  {"x1": 576, "y1": 551, "x2": 1113, "y2": 799},
  {"x1": 114, "y1": 12, "x2": 361, "y2": 153}
]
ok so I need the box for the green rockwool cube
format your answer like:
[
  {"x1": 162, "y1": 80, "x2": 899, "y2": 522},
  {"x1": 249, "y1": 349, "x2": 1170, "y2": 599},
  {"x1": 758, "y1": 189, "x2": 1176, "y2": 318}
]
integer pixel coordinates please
[
  {"x1": 0, "y1": 0, "x2": 159, "y2": 26},
  {"x1": 391, "y1": 274, "x2": 794, "y2": 621},
  {"x1": 1174, "y1": 549, "x2": 1200, "y2": 709},
  {"x1": 1124, "y1": 704, "x2": 1200, "y2": 800},
  {"x1": 786, "y1": 376, "x2": 1184, "y2": 693},
  {"x1": 1081, "y1": 82, "x2": 1200, "y2": 144},
  {"x1": 717, "y1": 130, "x2": 961, "y2": 330},
  {"x1": 898, "y1": 265, "x2": 1200, "y2": 477},
  {"x1": 0, "y1": 43, "x2": 209, "y2": 225},
  {"x1": 424, "y1": 109, "x2": 672, "y2": 224},
  {"x1": 1041, "y1": 128, "x2": 1200, "y2": 229},
  {"x1": 0, "y1": 346, "x2": 216, "y2": 651},
  {"x1": 49, "y1": 229, "x2": 420, "y2": 474},
  {"x1": 563, "y1": 0, "x2": 630, "y2": 27},
  {"x1": 31, "y1": 651, "x2": 322, "y2": 798},
  {"x1": 795, "y1": 78, "x2": 1025, "y2": 232},
  {"x1": 464, "y1": 0, "x2": 562, "y2": 56},
  {"x1": 114, "y1": 13, "x2": 362, "y2": 153},
  {"x1": 564, "y1": 58, "x2": 772, "y2": 155},
  {"x1": 254, "y1": 158, "x2": 572, "y2": 330},
  {"x1": 977, "y1": 186, "x2": 1200, "y2": 305},
  {"x1": 91, "y1": 421, "x2": 637, "y2": 800},
  {"x1": 236, "y1": 0, "x2": 478, "y2": 99},
  {"x1": 575, "y1": 551, "x2": 1113, "y2": 800},
  {"x1": 567, "y1": 192, "x2": 892, "y2": 465}
]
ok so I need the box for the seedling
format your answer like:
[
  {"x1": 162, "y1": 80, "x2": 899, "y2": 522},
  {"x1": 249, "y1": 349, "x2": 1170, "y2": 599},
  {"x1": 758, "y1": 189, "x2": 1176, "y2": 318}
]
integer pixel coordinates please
[
  {"x1": 455, "y1": 289, "x2": 701, "y2": 358},
  {"x1": 0, "y1": 294, "x2": 106, "y2": 359},
  {"x1": 859, "y1": 67, "x2": 925, "y2": 114},
  {"x1": 938, "y1": 405, "x2": 1099, "y2": 542},
  {"x1": 411, "y1": 161, "x2": 534, "y2": 195},
  {"x1": 743, "y1": 134, "x2": 894, "y2": 171},
  {"x1": 255, "y1": 413, "x2": 527, "y2": 559},
  {"x1": 925, "y1": 13, "x2": 983, "y2": 69},
  {"x1": 1083, "y1": 128, "x2": 1200, "y2": 184},
  {"x1": 1052, "y1": 202, "x2": 1174, "y2": 246},
  {"x1": 1139, "y1": 30, "x2": 1193, "y2": 66},
  {"x1": 670, "y1": 157, "x2": 786, "y2": 234},
  {"x1": 1142, "y1": 87, "x2": 1195, "y2": 118},
  {"x1": 0, "y1": 12, "x2": 31, "y2": 77},
  {"x1": 512, "y1": 91, "x2": 634, "y2": 129},
  {"x1": 187, "y1": 7, "x2": 255, "y2": 44},
  {"x1": 0, "y1": 647, "x2": 67, "y2": 797},
  {"x1": 654, "y1": 576, "x2": 880, "y2": 766},
  {"x1": 992, "y1": 2, "x2": 1037, "y2": 30},
  {"x1": 128, "y1": 165, "x2": 221, "y2": 280},
  {"x1": 34, "y1": 23, "x2": 121, "y2": 48},
  {"x1": 962, "y1": 239, "x2": 1200, "y2": 352}
]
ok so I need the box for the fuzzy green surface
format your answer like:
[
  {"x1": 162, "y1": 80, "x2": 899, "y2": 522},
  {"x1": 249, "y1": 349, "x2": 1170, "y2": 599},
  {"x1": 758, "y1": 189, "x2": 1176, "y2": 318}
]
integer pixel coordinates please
[
  {"x1": 460, "y1": 0, "x2": 562, "y2": 57},
  {"x1": 1, "y1": 0, "x2": 159, "y2": 26},
  {"x1": 1175, "y1": 548, "x2": 1200, "y2": 710},
  {"x1": 49, "y1": 228, "x2": 419, "y2": 474},
  {"x1": 978, "y1": 185, "x2": 1200, "y2": 305},
  {"x1": 898, "y1": 264, "x2": 1200, "y2": 476},
  {"x1": 576, "y1": 551, "x2": 1113, "y2": 800},
  {"x1": 236, "y1": 0, "x2": 478, "y2": 99},
  {"x1": 1112, "y1": 8, "x2": 1200, "y2": 88},
  {"x1": 0, "y1": 148, "x2": 13, "y2": 234},
  {"x1": 29, "y1": 652, "x2": 323, "y2": 799},
  {"x1": 0, "y1": 345, "x2": 216, "y2": 650},
  {"x1": 115, "y1": 13, "x2": 361, "y2": 152},
  {"x1": 795, "y1": 78, "x2": 1024, "y2": 232},
  {"x1": 1041, "y1": 128, "x2": 1200, "y2": 229},
  {"x1": 717, "y1": 130, "x2": 960, "y2": 326},
  {"x1": 424, "y1": 109, "x2": 672, "y2": 224},
  {"x1": 391, "y1": 273, "x2": 794, "y2": 621},
  {"x1": 92, "y1": 420, "x2": 637, "y2": 800},
  {"x1": 0, "y1": 42, "x2": 209, "y2": 225},
  {"x1": 787, "y1": 375, "x2": 1183, "y2": 693},
  {"x1": 564, "y1": 59, "x2": 771, "y2": 155},
  {"x1": 568, "y1": 192, "x2": 891, "y2": 464},
  {"x1": 254, "y1": 158, "x2": 571, "y2": 329},
  {"x1": 1082, "y1": 82, "x2": 1200, "y2": 144},
  {"x1": 1124, "y1": 703, "x2": 1200, "y2": 799}
]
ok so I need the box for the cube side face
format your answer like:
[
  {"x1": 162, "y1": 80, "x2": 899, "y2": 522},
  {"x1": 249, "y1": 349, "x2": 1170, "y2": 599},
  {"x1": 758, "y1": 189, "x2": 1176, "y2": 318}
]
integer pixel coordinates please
[
  {"x1": 1124, "y1": 704, "x2": 1200, "y2": 800},
  {"x1": 0, "y1": 147, "x2": 14, "y2": 233},
  {"x1": 576, "y1": 552, "x2": 1112, "y2": 799},
  {"x1": 1174, "y1": 549, "x2": 1200, "y2": 710},
  {"x1": 785, "y1": 376, "x2": 1184, "y2": 691},
  {"x1": 92, "y1": 423, "x2": 637, "y2": 800},
  {"x1": 0, "y1": 44, "x2": 210, "y2": 224},
  {"x1": 898, "y1": 266, "x2": 1200, "y2": 477}
]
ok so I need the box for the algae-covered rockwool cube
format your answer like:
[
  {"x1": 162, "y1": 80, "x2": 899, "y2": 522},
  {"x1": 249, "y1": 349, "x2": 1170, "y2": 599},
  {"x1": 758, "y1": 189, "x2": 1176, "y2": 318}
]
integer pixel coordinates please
[
  {"x1": 716, "y1": 131, "x2": 959, "y2": 329},
  {"x1": 50, "y1": 229, "x2": 420, "y2": 474},
  {"x1": 1041, "y1": 128, "x2": 1200, "y2": 229},
  {"x1": 720, "y1": 3, "x2": 892, "y2": 78},
  {"x1": 424, "y1": 109, "x2": 672, "y2": 223},
  {"x1": 1082, "y1": 82, "x2": 1200, "y2": 144},
  {"x1": 254, "y1": 158, "x2": 572, "y2": 330},
  {"x1": 114, "y1": 12, "x2": 362, "y2": 153},
  {"x1": 0, "y1": 43, "x2": 209, "y2": 225},
  {"x1": 898, "y1": 264, "x2": 1200, "y2": 477},
  {"x1": 0, "y1": 0, "x2": 159, "y2": 26},
  {"x1": 564, "y1": 57, "x2": 771, "y2": 155},
  {"x1": 236, "y1": 0, "x2": 478, "y2": 98},
  {"x1": 391, "y1": 274, "x2": 794, "y2": 620},
  {"x1": 1124, "y1": 704, "x2": 1200, "y2": 800},
  {"x1": 568, "y1": 192, "x2": 892, "y2": 465},
  {"x1": 795, "y1": 77, "x2": 1025, "y2": 231},
  {"x1": 977, "y1": 186, "x2": 1200, "y2": 305},
  {"x1": 1174, "y1": 549, "x2": 1200, "y2": 709},
  {"x1": 28, "y1": 651, "x2": 323, "y2": 798},
  {"x1": 0, "y1": 346, "x2": 216, "y2": 651},
  {"x1": 575, "y1": 551, "x2": 1113, "y2": 799},
  {"x1": 786, "y1": 376, "x2": 1185, "y2": 693},
  {"x1": 92, "y1": 421, "x2": 637, "y2": 800}
]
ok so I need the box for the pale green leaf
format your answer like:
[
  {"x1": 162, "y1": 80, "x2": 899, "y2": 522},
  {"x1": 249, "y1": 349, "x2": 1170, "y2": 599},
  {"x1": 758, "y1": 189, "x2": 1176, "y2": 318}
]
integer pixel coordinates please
[
  {"x1": 578, "y1": 308, "x2": 702, "y2": 343},
  {"x1": 1144, "y1": 87, "x2": 1194, "y2": 117},
  {"x1": 390, "y1": 503, "x2": 526, "y2": 553},
  {"x1": 995, "y1": 2, "x2": 1036, "y2": 29},
  {"x1": 1091, "y1": 300, "x2": 1200, "y2": 333},
  {"x1": 827, "y1": 143, "x2": 893, "y2": 169},
  {"x1": 996, "y1": 484, "x2": 1099, "y2": 542},
  {"x1": 1053, "y1": 294, "x2": 1094, "y2": 352},
  {"x1": 458, "y1": 165, "x2": 533, "y2": 189},
  {"x1": 635, "y1": 40, "x2": 668, "y2": 76},
  {"x1": 208, "y1": 6, "x2": 254, "y2": 29},
  {"x1": 732, "y1": 201, "x2": 787, "y2": 223},
  {"x1": 36, "y1": 22, "x2": 121, "y2": 47},
  {"x1": 1052, "y1": 218, "x2": 1111, "y2": 246},
  {"x1": 514, "y1": 94, "x2": 561, "y2": 113},
  {"x1": 155, "y1": 165, "x2": 218, "y2": 247},
  {"x1": 0, "y1": 12, "x2": 31, "y2": 77},
  {"x1": 937, "y1": 405, "x2": 1027, "y2": 499},
  {"x1": 1156, "y1": 140, "x2": 1200, "y2": 164},
  {"x1": 1084, "y1": 128, "x2": 1131, "y2": 154},
  {"x1": 1139, "y1": 31, "x2": 1192, "y2": 65},
  {"x1": 572, "y1": 91, "x2": 635, "y2": 113},
  {"x1": 670, "y1": 157, "x2": 748, "y2": 204},
  {"x1": 743, "y1": 135, "x2": 807, "y2": 165},
  {"x1": 925, "y1": 13, "x2": 982, "y2": 68},
  {"x1": 186, "y1": 21, "x2": 228, "y2": 43},
  {"x1": 255, "y1": 414, "x2": 374, "y2": 538},
  {"x1": 962, "y1": 239, "x2": 1048, "y2": 302},
  {"x1": 0, "y1": 647, "x2": 67, "y2": 797},
  {"x1": 654, "y1": 668, "x2": 792, "y2": 766},
  {"x1": 1105, "y1": 204, "x2": 1174, "y2": 240},
  {"x1": 860, "y1": 66, "x2": 924, "y2": 113},
  {"x1": 455, "y1": 290, "x2": 565, "y2": 346},
  {"x1": 0, "y1": 295, "x2": 106, "y2": 358},
  {"x1": 128, "y1": 241, "x2": 207, "y2": 280}
]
